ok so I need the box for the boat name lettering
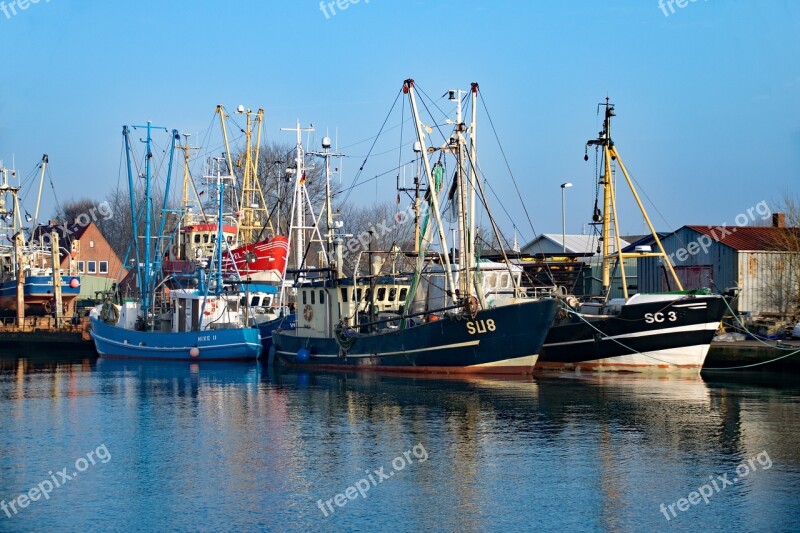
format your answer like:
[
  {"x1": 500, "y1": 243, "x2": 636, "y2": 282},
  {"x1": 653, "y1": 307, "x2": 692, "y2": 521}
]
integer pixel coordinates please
[
  {"x1": 197, "y1": 335, "x2": 217, "y2": 342},
  {"x1": 644, "y1": 311, "x2": 677, "y2": 324},
  {"x1": 466, "y1": 319, "x2": 496, "y2": 335}
]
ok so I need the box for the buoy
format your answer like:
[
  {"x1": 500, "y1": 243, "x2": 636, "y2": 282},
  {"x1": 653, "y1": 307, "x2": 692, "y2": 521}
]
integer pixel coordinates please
[
  {"x1": 189, "y1": 347, "x2": 200, "y2": 358},
  {"x1": 297, "y1": 347, "x2": 310, "y2": 363},
  {"x1": 69, "y1": 278, "x2": 80, "y2": 289}
]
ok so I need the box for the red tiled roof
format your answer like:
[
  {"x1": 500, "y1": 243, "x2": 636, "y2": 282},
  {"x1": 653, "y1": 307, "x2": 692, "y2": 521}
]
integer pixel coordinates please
[{"x1": 685, "y1": 225, "x2": 798, "y2": 251}]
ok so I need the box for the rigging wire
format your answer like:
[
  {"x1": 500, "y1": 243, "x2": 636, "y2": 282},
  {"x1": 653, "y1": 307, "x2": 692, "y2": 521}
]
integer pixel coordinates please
[{"x1": 339, "y1": 88, "x2": 403, "y2": 207}]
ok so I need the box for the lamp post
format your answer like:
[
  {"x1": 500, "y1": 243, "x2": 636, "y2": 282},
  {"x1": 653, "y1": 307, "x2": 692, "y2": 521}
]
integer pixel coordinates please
[{"x1": 560, "y1": 182, "x2": 573, "y2": 254}]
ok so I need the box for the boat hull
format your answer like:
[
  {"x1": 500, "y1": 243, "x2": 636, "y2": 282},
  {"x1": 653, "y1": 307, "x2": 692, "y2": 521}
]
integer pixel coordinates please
[
  {"x1": 536, "y1": 294, "x2": 726, "y2": 372},
  {"x1": 223, "y1": 236, "x2": 290, "y2": 282},
  {"x1": 0, "y1": 275, "x2": 81, "y2": 314},
  {"x1": 257, "y1": 313, "x2": 296, "y2": 351},
  {"x1": 272, "y1": 299, "x2": 557, "y2": 375},
  {"x1": 90, "y1": 316, "x2": 262, "y2": 361}
]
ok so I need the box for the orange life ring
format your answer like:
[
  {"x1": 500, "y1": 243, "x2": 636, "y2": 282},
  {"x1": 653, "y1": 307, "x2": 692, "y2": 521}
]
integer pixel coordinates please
[
  {"x1": 303, "y1": 304, "x2": 313, "y2": 321},
  {"x1": 465, "y1": 296, "x2": 479, "y2": 319}
]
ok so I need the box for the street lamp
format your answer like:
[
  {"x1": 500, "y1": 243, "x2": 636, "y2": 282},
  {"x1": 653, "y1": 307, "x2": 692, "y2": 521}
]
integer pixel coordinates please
[{"x1": 560, "y1": 182, "x2": 573, "y2": 254}]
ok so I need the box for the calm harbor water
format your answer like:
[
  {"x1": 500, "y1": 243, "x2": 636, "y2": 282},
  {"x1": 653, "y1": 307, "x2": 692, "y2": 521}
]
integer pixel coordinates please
[{"x1": 1, "y1": 354, "x2": 799, "y2": 532}]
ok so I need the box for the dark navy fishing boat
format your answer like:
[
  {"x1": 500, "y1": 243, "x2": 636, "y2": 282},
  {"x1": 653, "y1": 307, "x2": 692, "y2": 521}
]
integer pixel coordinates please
[
  {"x1": 271, "y1": 79, "x2": 557, "y2": 375},
  {"x1": 536, "y1": 100, "x2": 726, "y2": 372}
]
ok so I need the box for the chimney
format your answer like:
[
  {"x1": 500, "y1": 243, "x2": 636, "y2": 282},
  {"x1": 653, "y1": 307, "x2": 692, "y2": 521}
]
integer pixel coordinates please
[{"x1": 773, "y1": 213, "x2": 785, "y2": 228}]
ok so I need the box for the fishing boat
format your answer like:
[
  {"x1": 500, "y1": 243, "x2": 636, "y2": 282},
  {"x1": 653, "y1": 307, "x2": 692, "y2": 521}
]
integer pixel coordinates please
[
  {"x1": 271, "y1": 80, "x2": 557, "y2": 374},
  {"x1": 162, "y1": 106, "x2": 289, "y2": 286},
  {"x1": 0, "y1": 158, "x2": 81, "y2": 317},
  {"x1": 535, "y1": 100, "x2": 727, "y2": 372},
  {"x1": 89, "y1": 123, "x2": 261, "y2": 361}
]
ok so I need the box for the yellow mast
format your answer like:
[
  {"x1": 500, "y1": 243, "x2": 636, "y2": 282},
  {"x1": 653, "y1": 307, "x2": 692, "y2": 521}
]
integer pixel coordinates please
[
  {"x1": 588, "y1": 99, "x2": 683, "y2": 298},
  {"x1": 216, "y1": 105, "x2": 274, "y2": 245}
]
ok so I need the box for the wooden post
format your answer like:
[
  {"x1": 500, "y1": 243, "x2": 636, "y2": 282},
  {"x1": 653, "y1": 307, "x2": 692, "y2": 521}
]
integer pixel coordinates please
[
  {"x1": 15, "y1": 232, "x2": 25, "y2": 329},
  {"x1": 51, "y1": 230, "x2": 63, "y2": 329}
]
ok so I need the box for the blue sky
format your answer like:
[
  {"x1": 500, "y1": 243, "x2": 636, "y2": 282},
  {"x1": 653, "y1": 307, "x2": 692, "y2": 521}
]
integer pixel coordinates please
[{"x1": 0, "y1": 0, "x2": 798, "y2": 243}]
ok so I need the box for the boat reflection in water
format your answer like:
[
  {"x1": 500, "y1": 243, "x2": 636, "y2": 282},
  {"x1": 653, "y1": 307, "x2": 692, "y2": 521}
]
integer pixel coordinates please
[{"x1": 1, "y1": 354, "x2": 798, "y2": 531}]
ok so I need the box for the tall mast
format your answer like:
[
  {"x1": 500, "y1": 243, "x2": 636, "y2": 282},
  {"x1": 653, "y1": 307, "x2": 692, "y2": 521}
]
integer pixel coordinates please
[
  {"x1": 309, "y1": 136, "x2": 343, "y2": 266},
  {"x1": 404, "y1": 79, "x2": 459, "y2": 305},
  {"x1": 468, "y1": 83, "x2": 478, "y2": 286},
  {"x1": 449, "y1": 88, "x2": 470, "y2": 298},
  {"x1": 586, "y1": 98, "x2": 683, "y2": 298},
  {"x1": 129, "y1": 121, "x2": 170, "y2": 314},
  {"x1": 282, "y1": 120, "x2": 315, "y2": 270},
  {"x1": 235, "y1": 106, "x2": 272, "y2": 244},
  {"x1": 32, "y1": 154, "x2": 48, "y2": 232}
]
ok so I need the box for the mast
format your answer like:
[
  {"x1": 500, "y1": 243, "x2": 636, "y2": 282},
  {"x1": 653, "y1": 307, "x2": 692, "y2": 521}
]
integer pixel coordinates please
[
  {"x1": 586, "y1": 98, "x2": 684, "y2": 298},
  {"x1": 449, "y1": 88, "x2": 470, "y2": 298},
  {"x1": 32, "y1": 154, "x2": 47, "y2": 231},
  {"x1": 128, "y1": 122, "x2": 170, "y2": 314},
  {"x1": 236, "y1": 106, "x2": 273, "y2": 245},
  {"x1": 468, "y1": 83, "x2": 478, "y2": 286},
  {"x1": 309, "y1": 136, "x2": 344, "y2": 268},
  {"x1": 404, "y1": 79, "x2": 459, "y2": 306},
  {"x1": 282, "y1": 121, "x2": 315, "y2": 271}
]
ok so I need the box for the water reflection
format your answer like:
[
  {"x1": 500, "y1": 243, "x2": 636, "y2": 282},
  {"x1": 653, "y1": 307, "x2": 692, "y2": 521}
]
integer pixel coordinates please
[{"x1": 0, "y1": 355, "x2": 798, "y2": 531}]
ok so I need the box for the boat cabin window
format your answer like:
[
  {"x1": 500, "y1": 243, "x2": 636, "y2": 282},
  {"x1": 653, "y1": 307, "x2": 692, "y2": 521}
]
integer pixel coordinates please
[
  {"x1": 319, "y1": 290, "x2": 325, "y2": 304},
  {"x1": 227, "y1": 236, "x2": 234, "y2": 244},
  {"x1": 356, "y1": 288, "x2": 362, "y2": 301},
  {"x1": 364, "y1": 288, "x2": 371, "y2": 302},
  {"x1": 194, "y1": 234, "x2": 201, "y2": 244},
  {"x1": 227, "y1": 300, "x2": 237, "y2": 312},
  {"x1": 340, "y1": 288, "x2": 348, "y2": 302},
  {"x1": 302, "y1": 291, "x2": 307, "y2": 305},
  {"x1": 377, "y1": 288, "x2": 386, "y2": 301},
  {"x1": 203, "y1": 234, "x2": 210, "y2": 243},
  {"x1": 211, "y1": 234, "x2": 217, "y2": 243},
  {"x1": 388, "y1": 288, "x2": 397, "y2": 301},
  {"x1": 499, "y1": 273, "x2": 509, "y2": 288},
  {"x1": 311, "y1": 291, "x2": 315, "y2": 305},
  {"x1": 399, "y1": 288, "x2": 408, "y2": 301}
]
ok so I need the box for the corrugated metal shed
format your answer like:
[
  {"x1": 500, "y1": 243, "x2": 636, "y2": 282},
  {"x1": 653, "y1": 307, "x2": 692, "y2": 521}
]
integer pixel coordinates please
[
  {"x1": 638, "y1": 225, "x2": 799, "y2": 315},
  {"x1": 685, "y1": 226, "x2": 795, "y2": 252}
]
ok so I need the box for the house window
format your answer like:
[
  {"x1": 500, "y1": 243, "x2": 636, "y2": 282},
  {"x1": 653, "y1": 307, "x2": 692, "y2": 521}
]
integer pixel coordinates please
[
  {"x1": 77, "y1": 261, "x2": 85, "y2": 273},
  {"x1": 99, "y1": 261, "x2": 109, "y2": 274},
  {"x1": 89, "y1": 240, "x2": 95, "y2": 248},
  {"x1": 87, "y1": 261, "x2": 97, "y2": 274}
]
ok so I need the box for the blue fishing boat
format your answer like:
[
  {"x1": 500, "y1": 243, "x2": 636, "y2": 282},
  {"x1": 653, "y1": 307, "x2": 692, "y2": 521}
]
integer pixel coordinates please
[
  {"x1": 0, "y1": 159, "x2": 82, "y2": 317},
  {"x1": 89, "y1": 123, "x2": 261, "y2": 362}
]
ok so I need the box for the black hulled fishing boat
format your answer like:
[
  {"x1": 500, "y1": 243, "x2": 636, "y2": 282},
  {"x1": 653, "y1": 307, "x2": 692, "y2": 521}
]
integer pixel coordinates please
[
  {"x1": 536, "y1": 100, "x2": 727, "y2": 372},
  {"x1": 271, "y1": 80, "x2": 557, "y2": 375}
]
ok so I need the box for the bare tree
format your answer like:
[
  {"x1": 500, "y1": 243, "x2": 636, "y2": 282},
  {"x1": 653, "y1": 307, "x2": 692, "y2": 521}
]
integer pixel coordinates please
[{"x1": 763, "y1": 194, "x2": 800, "y2": 319}]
